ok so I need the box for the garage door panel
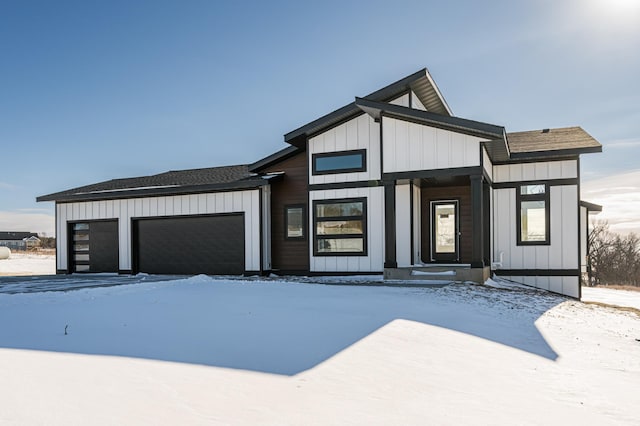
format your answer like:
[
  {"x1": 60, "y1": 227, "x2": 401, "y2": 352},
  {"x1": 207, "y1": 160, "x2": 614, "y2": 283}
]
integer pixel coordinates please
[
  {"x1": 90, "y1": 221, "x2": 119, "y2": 272},
  {"x1": 135, "y1": 215, "x2": 244, "y2": 275}
]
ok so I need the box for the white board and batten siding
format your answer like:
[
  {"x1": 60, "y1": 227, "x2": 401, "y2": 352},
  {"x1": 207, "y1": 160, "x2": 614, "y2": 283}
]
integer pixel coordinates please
[
  {"x1": 309, "y1": 187, "x2": 384, "y2": 273},
  {"x1": 501, "y1": 275, "x2": 580, "y2": 299},
  {"x1": 388, "y1": 93, "x2": 410, "y2": 107},
  {"x1": 410, "y1": 91, "x2": 427, "y2": 111},
  {"x1": 56, "y1": 190, "x2": 263, "y2": 272},
  {"x1": 493, "y1": 160, "x2": 578, "y2": 183},
  {"x1": 389, "y1": 91, "x2": 427, "y2": 111},
  {"x1": 394, "y1": 182, "x2": 422, "y2": 267},
  {"x1": 492, "y1": 159, "x2": 581, "y2": 297},
  {"x1": 493, "y1": 185, "x2": 580, "y2": 298},
  {"x1": 382, "y1": 117, "x2": 485, "y2": 174},
  {"x1": 308, "y1": 114, "x2": 381, "y2": 185}
]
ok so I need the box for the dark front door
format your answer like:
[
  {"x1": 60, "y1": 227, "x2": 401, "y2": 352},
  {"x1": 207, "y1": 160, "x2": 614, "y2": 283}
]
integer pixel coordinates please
[
  {"x1": 430, "y1": 201, "x2": 459, "y2": 262},
  {"x1": 133, "y1": 214, "x2": 245, "y2": 275}
]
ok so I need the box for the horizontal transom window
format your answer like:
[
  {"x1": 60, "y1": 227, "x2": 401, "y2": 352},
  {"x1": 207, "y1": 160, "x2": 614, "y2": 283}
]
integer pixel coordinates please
[
  {"x1": 312, "y1": 149, "x2": 366, "y2": 175},
  {"x1": 313, "y1": 198, "x2": 367, "y2": 256}
]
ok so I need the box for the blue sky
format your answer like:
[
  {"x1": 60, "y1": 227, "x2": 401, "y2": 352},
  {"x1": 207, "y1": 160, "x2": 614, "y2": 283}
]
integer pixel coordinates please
[{"x1": 1, "y1": 0, "x2": 639, "y2": 236}]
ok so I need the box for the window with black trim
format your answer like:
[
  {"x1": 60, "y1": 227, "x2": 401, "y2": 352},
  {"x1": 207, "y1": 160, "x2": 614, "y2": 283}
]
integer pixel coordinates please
[
  {"x1": 517, "y1": 184, "x2": 550, "y2": 245},
  {"x1": 313, "y1": 198, "x2": 367, "y2": 255},
  {"x1": 285, "y1": 204, "x2": 305, "y2": 240},
  {"x1": 312, "y1": 149, "x2": 366, "y2": 175}
]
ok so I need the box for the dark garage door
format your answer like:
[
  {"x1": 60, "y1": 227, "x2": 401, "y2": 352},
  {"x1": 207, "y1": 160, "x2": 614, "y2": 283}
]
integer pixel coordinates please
[
  {"x1": 134, "y1": 214, "x2": 245, "y2": 275},
  {"x1": 70, "y1": 220, "x2": 119, "y2": 273}
]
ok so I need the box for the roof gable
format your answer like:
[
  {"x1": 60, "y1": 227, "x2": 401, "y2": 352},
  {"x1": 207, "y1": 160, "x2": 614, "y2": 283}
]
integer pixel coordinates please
[{"x1": 284, "y1": 68, "x2": 451, "y2": 146}]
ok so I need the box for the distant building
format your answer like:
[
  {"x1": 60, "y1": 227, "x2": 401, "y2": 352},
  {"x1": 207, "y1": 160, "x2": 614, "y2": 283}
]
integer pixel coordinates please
[{"x1": 0, "y1": 232, "x2": 41, "y2": 250}]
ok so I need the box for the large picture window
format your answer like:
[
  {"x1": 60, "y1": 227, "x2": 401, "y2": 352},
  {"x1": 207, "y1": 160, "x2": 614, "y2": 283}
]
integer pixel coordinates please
[
  {"x1": 517, "y1": 184, "x2": 550, "y2": 245},
  {"x1": 312, "y1": 149, "x2": 366, "y2": 175},
  {"x1": 313, "y1": 198, "x2": 367, "y2": 256}
]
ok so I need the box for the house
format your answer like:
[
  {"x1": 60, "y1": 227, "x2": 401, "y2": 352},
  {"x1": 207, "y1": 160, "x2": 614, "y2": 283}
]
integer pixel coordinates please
[
  {"x1": 0, "y1": 232, "x2": 41, "y2": 250},
  {"x1": 37, "y1": 68, "x2": 603, "y2": 298}
]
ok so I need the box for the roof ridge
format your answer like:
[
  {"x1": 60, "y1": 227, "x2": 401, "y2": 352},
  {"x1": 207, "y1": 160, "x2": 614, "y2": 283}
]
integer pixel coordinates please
[
  {"x1": 161, "y1": 164, "x2": 249, "y2": 174},
  {"x1": 507, "y1": 126, "x2": 583, "y2": 135}
]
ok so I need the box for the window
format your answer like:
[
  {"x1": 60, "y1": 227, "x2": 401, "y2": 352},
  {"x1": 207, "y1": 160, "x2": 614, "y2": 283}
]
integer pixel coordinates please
[
  {"x1": 517, "y1": 184, "x2": 550, "y2": 245},
  {"x1": 71, "y1": 222, "x2": 91, "y2": 272},
  {"x1": 313, "y1": 198, "x2": 367, "y2": 255},
  {"x1": 285, "y1": 205, "x2": 305, "y2": 239},
  {"x1": 312, "y1": 149, "x2": 366, "y2": 175}
]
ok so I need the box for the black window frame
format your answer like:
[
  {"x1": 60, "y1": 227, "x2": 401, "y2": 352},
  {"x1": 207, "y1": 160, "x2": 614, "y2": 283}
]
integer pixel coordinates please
[
  {"x1": 313, "y1": 197, "x2": 367, "y2": 256},
  {"x1": 312, "y1": 149, "x2": 367, "y2": 175},
  {"x1": 516, "y1": 183, "x2": 550, "y2": 246},
  {"x1": 284, "y1": 204, "x2": 306, "y2": 240}
]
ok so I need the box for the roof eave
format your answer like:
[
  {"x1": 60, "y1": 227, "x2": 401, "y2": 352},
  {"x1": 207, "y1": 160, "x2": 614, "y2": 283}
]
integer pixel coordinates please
[
  {"x1": 284, "y1": 102, "x2": 358, "y2": 144},
  {"x1": 414, "y1": 68, "x2": 453, "y2": 116},
  {"x1": 580, "y1": 200, "x2": 603, "y2": 212},
  {"x1": 354, "y1": 97, "x2": 505, "y2": 140},
  {"x1": 248, "y1": 145, "x2": 302, "y2": 173},
  {"x1": 37, "y1": 179, "x2": 269, "y2": 203},
  {"x1": 509, "y1": 145, "x2": 602, "y2": 160},
  {"x1": 249, "y1": 146, "x2": 299, "y2": 173}
]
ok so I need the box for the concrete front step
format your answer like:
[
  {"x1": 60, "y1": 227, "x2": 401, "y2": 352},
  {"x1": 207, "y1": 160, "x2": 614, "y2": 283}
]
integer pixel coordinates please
[{"x1": 384, "y1": 266, "x2": 490, "y2": 284}]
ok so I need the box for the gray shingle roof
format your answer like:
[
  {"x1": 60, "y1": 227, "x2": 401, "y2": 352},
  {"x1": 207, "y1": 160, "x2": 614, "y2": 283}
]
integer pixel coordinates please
[
  {"x1": 37, "y1": 165, "x2": 268, "y2": 202},
  {"x1": 506, "y1": 127, "x2": 602, "y2": 159}
]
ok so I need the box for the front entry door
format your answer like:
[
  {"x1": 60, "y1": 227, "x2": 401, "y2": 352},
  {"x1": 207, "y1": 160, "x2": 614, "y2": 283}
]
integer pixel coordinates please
[{"x1": 430, "y1": 200, "x2": 459, "y2": 262}]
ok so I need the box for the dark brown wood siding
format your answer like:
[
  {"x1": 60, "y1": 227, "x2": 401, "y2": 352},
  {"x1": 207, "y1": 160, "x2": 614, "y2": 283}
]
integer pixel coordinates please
[
  {"x1": 420, "y1": 185, "x2": 472, "y2": 263},
  {"x1": 264, "y1": 151, "x2": 309, "y2": 272}
]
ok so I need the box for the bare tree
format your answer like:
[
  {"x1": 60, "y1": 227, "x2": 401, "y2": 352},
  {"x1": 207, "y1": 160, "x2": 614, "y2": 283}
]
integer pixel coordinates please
[{"x1": 588, "y1": 220, "x2": 640, "y2": 286}]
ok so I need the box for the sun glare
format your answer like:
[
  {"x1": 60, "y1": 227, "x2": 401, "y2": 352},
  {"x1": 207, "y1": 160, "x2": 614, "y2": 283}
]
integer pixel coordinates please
[
  {"x1": 592, "y1": 0, "x2": 640, "y2": 16},
  {"x1": 576, "y1": 0, "x2": 640, "y2": 42},
  {"x1": 608, "y1": 0, "x2": 639, "y2": 9}
]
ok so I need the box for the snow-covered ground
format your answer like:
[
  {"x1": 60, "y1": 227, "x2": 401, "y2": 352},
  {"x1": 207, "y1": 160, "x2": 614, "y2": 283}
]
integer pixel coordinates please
[
  {"x1": 582, "y1": 286, "x2": 640, "y2": 310},
  {"x1": 0, "y1": 251, "x2": 55, "y2": 276},
  {"x1": 0, "y1": 275, "x2": 638, "y2": 425}
]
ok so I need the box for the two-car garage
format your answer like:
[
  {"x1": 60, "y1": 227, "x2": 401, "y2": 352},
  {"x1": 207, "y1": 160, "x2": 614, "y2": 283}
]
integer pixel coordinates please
[
  {"x1": 54, "y1": 185, "x2": 266, "y2": 276},
  {"x1": 68, "y1": 214, "x2": 245, "y2": 275}
]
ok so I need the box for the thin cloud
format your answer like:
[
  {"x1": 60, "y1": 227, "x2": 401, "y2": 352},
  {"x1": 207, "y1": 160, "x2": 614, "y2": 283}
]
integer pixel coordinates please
[
  {"x1": 16, "y1": 208, "x2": 54, "y2": 214},
  {"x1": 0, "y1": 182, "x2": 16, "y2": 190},
  {"x1": 605, "y1": 138, "x2": 640, "y2": 149},
  {"x1": 0, "y1": 211, "x2": 55, "y2": 236},
  {"x1": 582, "y1": 170, "x2": 640, "y2": 235}
]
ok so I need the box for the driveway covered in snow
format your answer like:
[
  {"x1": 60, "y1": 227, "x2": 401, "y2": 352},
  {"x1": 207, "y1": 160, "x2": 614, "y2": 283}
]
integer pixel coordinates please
[{"x1": 0, "y1": 273, "x2": 181, "y2": 294}]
